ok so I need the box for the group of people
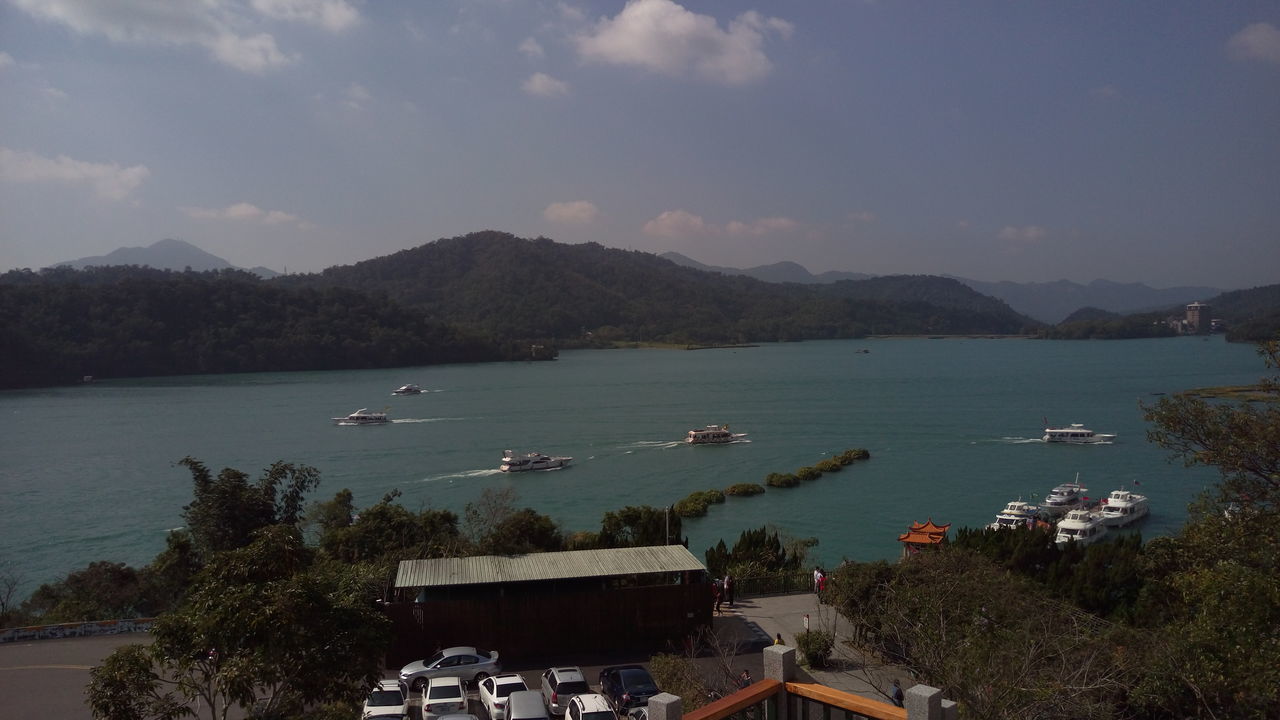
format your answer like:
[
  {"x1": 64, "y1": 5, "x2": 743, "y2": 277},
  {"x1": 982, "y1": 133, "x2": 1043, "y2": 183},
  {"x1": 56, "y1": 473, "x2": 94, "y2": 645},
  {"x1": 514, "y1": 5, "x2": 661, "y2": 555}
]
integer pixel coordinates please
[
  {"x1": 712, "y1": 573, "x2": 735, "y2": 615},
  {"x1": 812, "y1": 566, "x2": 827, "y2": 599}
]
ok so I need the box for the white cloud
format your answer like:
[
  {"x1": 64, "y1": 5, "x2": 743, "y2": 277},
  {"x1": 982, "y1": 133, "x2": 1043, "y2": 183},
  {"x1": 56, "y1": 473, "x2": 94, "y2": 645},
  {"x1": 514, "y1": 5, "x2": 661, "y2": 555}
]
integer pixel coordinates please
[
  {"x1": 42, "y1": 86, "x2": 69, "y2": 101},
  {"x1": 523, "y1": 72, "x2": 570, "y2": 97},
  {"x1": 182, "y1": 202, "x2": 306, "y2": 227},
  {"x1": 10, "y1": 0, "x2": 298, "y2": 73},
  {"x1": 250, "y1": 0, "x2": 359, "y2": 32},
  {"x1": 1227, "y1": 22, "x2": 1280, "y2": 65},
  {"x1": 997, "y1": 225, "x2": 1047, "y2": 243},
  {"x1": 0, "y1": 146, "x2": 149, "y2": 201},
  {"x1": 575, "y1": 0, "x2": 792, "y2": 86},
  {"x1": 344, "y1": 82, "x2": 371, "y2": 109},
  {"x1": 0, "y1": 52, "x2": 14, "y2": 70},
  {"x1": 543, "y1": 200, "x2": 598, "y2": 224},
  {"x1": 518, "y1": 37, "x2": 545, "y2": 59},
  {"x1": 643, "y1": 209, "x2": 801, "y2": 238}
]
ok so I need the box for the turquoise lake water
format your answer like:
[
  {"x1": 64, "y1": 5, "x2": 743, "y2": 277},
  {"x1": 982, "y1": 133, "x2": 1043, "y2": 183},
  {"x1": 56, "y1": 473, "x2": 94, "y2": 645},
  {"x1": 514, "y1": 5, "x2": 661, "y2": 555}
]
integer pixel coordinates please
[{"x1": 0, "y1": 336, "x2": 1265, "y2": 593}]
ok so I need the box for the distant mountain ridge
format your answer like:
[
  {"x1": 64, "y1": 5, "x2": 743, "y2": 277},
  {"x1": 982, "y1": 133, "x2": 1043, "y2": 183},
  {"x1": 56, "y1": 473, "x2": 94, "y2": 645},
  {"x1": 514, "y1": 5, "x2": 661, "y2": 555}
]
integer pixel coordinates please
[
  {"x1": 56, "y1": 238, "x2": 280, "y2": 278},
  {"x1": 659, "y1": 251, "x2": 1225, "y2": 323}
]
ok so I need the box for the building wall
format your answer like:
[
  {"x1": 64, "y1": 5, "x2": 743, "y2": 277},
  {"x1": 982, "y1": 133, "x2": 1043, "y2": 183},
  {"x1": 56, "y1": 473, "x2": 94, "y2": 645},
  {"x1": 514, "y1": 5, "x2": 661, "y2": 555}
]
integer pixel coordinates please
[{"x1": 384, "y1": 580, "x2": 712, "y2": 667}]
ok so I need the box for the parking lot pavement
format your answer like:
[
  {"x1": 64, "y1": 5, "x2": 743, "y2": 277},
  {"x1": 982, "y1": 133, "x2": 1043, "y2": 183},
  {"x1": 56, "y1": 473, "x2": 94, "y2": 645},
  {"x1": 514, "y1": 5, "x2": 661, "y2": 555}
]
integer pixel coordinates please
[{"x1": 0, "y1": 632, "x2": 152, "y2": 720}]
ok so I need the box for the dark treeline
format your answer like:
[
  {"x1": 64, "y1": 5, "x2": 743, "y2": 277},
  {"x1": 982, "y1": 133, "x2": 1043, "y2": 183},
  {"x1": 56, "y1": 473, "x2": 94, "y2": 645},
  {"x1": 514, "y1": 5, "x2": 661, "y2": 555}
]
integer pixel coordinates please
[
  {"x1": 0, "y1": 266, "x2": 509, "y2": 389},
  {"x1": 277, "y1": 231, "x2": 1044, "y2": 343}
]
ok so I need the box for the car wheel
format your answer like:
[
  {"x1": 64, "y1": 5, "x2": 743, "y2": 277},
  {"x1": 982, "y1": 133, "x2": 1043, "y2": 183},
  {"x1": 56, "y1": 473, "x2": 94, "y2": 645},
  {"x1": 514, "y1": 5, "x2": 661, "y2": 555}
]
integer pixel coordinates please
[
  {"x1": 473, "y1": 671, "x2": 490, "y2": 687},
  {"x1": 412, "y1": 677, "x2": 427, "y2": 693}
]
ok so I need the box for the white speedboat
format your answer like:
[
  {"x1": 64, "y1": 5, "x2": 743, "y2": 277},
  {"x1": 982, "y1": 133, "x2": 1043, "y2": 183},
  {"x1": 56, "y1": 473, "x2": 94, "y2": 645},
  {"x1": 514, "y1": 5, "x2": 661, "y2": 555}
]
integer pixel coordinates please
[
  {"x1": 686, "y1": 425, "x2": 747, "y2": 444},
  {"x1": 332, "y1": 408, "x2": 389, "y2": 426},
  {"x1": 988, "y1": 499, "x2": 1042, "y2": 530},
  {"x1": 1054, "y1": 508, "x2": 1109, "y2": 547},
  {"x1": 1100, "y1": 487, "x2": 1149, "y2": 527},
  {"x1": 1042, "y1": 480, "x2": 1088, "y2": 516},
  {"x1": 392, "y1": 384, "x2": 423, "y2": 395},
  {"x1": 500, "y1": 450, "x2": 572, "y2": 472},
  {"x1": 1043, "y1": 423, "x2": 1116, "y2": 444}
]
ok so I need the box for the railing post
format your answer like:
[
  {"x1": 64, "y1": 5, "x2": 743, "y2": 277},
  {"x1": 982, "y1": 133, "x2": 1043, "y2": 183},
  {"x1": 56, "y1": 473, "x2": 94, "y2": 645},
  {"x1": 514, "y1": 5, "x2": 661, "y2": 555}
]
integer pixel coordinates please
[
  {"x1": 764, "y1": 644, "x2": 795, "y2": 720},
  {"x1": 648, "y1": 693, "x2": 683, "y2": 720},
  {"x1": 940, "y1": 699, "x2": 957, "y2": 720},
  {"x1": 903, "y1": 685, "x2": 942, "y2": 720}
]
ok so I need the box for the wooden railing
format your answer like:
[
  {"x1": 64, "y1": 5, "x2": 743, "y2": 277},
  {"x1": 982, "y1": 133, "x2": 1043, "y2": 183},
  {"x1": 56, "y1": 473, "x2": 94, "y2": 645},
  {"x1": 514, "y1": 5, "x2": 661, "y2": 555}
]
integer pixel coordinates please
[{"x1": 683, "y1": 679, "x2": 906, "y2": 720}]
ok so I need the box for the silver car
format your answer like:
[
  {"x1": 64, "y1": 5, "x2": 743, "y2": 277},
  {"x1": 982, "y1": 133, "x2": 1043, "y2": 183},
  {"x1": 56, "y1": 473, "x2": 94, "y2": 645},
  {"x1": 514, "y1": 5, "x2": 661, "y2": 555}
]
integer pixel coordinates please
[
  {"x1": 399, "y1": 646, "x2": 502, "y2": 692},
  {"x1": 541, "y1": 666, "x2": 591, "y2": 716}
]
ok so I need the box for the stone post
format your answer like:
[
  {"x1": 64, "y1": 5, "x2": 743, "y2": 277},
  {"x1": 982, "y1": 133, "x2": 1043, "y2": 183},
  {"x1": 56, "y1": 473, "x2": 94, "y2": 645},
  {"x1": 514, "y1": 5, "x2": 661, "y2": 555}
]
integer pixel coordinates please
[
  {"x1": 763, "y1": 645, "x2": 795, "y2": 720},
  {"x1": 647, "y1": 693, "x2": 682, "y2": 720},
  {"x1": 904, "y1": 684, "x2": 942, "y2": 720},
  {"x1": 941, "y1": 699, "x2": 958, "y2": 720}
]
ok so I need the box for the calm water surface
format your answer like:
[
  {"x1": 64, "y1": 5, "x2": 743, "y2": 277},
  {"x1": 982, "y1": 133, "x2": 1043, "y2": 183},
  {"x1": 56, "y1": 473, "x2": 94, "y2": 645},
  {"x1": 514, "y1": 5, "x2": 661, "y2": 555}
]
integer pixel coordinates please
[{"x1": 0, "y1": 336, "x2": 1263, "y2": 593}]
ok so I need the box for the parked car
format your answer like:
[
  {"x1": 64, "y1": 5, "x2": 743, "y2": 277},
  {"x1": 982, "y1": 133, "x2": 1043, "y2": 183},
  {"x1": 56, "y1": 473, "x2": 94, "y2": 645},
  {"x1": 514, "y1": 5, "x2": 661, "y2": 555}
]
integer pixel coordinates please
[
  {"x1": 478, "y1": 673, "x2": 530, "y2": 720},
  {"x1": 541, "y1": 666, "x2": 591, "y2": 716},
  {"x1": 505, "y1": 689, "x2": 551, "y2": 720},
  {"x1": 422, "y1": 676, "x2": 469, "y2": 720},
  {"x1": 568, "y1": 694, "x2": 618, "y2": 720},
  {"x1": 363, "y1": 679, "x2": 408, "y2": 720},
  {"x1": 598, "y1": 666, "x2": 659, "y2": 712},
  {"x1": 399, "y1": 646, "x2": 502, "y2": 691}
]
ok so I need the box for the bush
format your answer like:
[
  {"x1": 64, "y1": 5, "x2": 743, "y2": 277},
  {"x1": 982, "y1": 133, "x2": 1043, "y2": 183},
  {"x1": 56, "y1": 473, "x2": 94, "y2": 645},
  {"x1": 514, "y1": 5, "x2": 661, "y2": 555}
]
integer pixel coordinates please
[
  {"x1": 765, "y1": 473, "x2": 799, "y2": 488},
  {"x1": 648, "y1": 653, "x2": 711, "y2": 710},
  {"x1": 837, "y1": 448, "x2": 871, "y2": 464},
  {"x1": 673, "y1": 490, "x2": 724, "y2": 517},
  {"x1": 815, "y1": 459, "x2": 842, "y2": 473},
  {"x1": 724, "y1": 483, "x2": 765, "y2": 497},
  {"x1": 795, "y1": 466, "x2": 821, "y2": 481},
  {"x1": 795, "y1": 629, "x2": 834, "y2": 668}
]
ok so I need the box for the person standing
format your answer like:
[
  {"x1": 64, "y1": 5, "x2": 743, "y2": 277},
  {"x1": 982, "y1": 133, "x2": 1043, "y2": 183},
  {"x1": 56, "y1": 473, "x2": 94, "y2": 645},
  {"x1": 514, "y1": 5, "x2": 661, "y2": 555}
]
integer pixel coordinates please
[
  {"x1": 713, "y1": 580, "x2": 723, "y2": 615},
  {"x1": 724, "y1": 573, "x2": 735, "y2": 606}
]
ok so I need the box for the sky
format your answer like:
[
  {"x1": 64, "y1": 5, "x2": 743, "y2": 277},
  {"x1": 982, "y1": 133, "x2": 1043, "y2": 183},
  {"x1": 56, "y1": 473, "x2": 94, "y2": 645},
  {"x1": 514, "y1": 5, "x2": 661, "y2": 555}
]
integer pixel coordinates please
[{"x1": 1, "y1": 1, "x2": 1278, "y2": 289}]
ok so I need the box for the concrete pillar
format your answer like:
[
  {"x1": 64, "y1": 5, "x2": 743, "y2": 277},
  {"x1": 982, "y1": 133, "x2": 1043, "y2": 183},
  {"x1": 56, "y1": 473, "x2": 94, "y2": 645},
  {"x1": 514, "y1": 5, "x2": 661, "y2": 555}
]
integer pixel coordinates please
[
  {"x1": 647, "y1": 693, "x2": 683, "y2": 720},
  {"x1": 763, "y1": 644, "x2": 796, "y2": 682},
  {"x1": 940, "y1": 699, "x2": 957, "y2": 720},
  {"x1": 904, "y1": 684, "x2": 942, "y2": 720}
]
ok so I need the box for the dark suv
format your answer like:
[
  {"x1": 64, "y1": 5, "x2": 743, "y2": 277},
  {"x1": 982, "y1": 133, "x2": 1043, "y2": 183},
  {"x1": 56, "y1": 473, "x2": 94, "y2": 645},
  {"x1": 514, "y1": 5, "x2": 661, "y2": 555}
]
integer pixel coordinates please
[{"x1": 598, "y1": 665, "x2": 659, "y2": 711}]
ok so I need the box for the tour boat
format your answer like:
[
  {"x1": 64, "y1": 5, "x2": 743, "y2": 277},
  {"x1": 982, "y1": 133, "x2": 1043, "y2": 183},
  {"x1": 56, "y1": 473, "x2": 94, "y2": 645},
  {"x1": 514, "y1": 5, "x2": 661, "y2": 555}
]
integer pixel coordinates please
[
  {"x1": 987, "y1": 499, "x2": 1042, "y2": 530},
  {"x1": 332, "y1": 408, "x2": 389, "y2": 426},
  {"x1": 1042, "y1": 423, "x2": 1116, "y2": 444},
  {"x1": 1054, "y1": 508, "x2": 1109, "y2": 547},
  {"x1": 1041, "y1": 479, "x2": 1088, "y2": 517},
  {"x1": 392, "y1": 384, "x2": 423, "y2": 395},
  {"x1": 686, "y1": 425, "x2": 747, "y2": 444},
  {"x1": 1100, "y1": 487, "x2": 1149, "y2": 528},
  {"x1": 500, "y1": 450, "x2": 572, "y2": 472}
]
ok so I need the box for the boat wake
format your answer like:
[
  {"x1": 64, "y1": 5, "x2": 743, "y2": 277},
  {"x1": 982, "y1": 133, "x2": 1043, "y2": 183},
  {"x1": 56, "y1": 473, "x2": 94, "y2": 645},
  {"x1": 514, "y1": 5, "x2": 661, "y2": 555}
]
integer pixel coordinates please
[
  {"x1": 392, "y1": 417, "x2": 462, "y2": 424},
  {"x1": 419, "y1": 468, "x2": 503, "y2": 483},
  {"x1": 997, "y1": 437, "x2": 1045, "y2": 444},
  {"x1": 622, "y1": 440, "x2": 686, "y2": 450}
]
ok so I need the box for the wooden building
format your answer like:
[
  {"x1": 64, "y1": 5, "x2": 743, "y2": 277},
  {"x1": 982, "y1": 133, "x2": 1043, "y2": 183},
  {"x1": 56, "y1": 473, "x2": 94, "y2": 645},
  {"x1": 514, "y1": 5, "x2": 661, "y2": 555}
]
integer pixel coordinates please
[
  {"x1": 898, "y1": 519, "x2": 950, "y2": 560},
  {"x1": 384, "y1": 545, "x2": 711, "y2": 666}
]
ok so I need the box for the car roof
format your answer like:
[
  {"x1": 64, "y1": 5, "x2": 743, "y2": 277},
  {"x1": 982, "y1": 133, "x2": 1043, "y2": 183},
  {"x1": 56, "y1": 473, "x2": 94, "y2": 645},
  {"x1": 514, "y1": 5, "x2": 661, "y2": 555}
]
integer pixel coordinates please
[
  {"x1": 442, "y1": 646, "x2": 479, "y2": 656},
  {"x1": 375, "y1": 679, "x2": 401, "y2": 691},
  {"x1": 549, "y1": 666, "x2": 586, "y2": 680},
  {"x1": 601, "y1": 664, "x2": 645, "y2": 673},
  {"x1": 429, "y1": 676, "x2": 466, "y2": 687},
  {"x1": 572, "y1": 694, "x2": 614, "y2": 712},
  {"x1": 492, "y1": 674, "x2": 528, "y2": 686}
]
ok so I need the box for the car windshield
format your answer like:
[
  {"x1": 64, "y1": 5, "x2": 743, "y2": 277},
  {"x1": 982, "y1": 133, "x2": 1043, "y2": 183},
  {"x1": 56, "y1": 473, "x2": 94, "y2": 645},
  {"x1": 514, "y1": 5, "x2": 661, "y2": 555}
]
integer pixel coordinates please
[
  {"x1": 583, "y1": 712, "x2": 615, "y2": 720},
  {"x1": 558, "y1": 681, "x2": 590, "y2": 694},
  {"x1": 425, "y1": 651, "x2": 445, "y2": 666},
  {"x1": 496, "y1": 680, "x2": 526, "y2": 697},
  {"x1": 429, "y1": 685, "x2": 463, "y2": 700},
  {"x1": 368, "y1": 690, "x2": 404, "y2": 706},
  {"x1": 620, "y1": 670, "x2": 657, "y2": 693},
  {"x1": 473, "y1": 648, "x2": 491, "y2": 658}
]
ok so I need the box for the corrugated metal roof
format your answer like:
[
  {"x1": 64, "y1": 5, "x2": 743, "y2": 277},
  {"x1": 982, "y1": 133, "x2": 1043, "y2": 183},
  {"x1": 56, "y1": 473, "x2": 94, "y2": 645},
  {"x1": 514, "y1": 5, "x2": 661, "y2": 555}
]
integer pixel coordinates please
[{"x1": 394, "y1": 545, "x2": 706, "y2": 588}]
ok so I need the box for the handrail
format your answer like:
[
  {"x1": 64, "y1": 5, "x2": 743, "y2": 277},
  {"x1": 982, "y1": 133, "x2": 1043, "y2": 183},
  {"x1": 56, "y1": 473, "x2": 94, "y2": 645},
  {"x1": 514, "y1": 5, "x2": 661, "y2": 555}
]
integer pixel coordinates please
[
  {"x1": 684, "y1": 679, "x2": 781, "y2": 720},
  {"x1": 786, "y1": 682, "x2": 906, "y2": 720}
]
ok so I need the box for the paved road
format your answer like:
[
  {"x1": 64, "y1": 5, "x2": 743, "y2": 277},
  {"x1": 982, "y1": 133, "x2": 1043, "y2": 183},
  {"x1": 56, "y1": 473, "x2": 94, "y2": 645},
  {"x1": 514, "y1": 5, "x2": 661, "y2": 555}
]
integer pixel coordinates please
[{"x1": 0, "y1": 592, "x2": 902, "y2": 719}]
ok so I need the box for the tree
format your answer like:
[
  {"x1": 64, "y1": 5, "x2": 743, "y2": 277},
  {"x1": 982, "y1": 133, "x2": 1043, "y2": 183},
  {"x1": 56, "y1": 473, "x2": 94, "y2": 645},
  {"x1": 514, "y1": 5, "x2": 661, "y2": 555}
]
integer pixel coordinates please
[
  {"x1": 318, "y1": 491, "x2": 462, "y2": 565},
  {"x1": 597, "y1": 505, "x2": 682, "y2": 548},
  {"x1": 463, "y1": 487, "x2": 564, "y2": 555},
  {"x1": 87, "y1": 526, "x2": 390, "y2": 720},
  {"x1": 179, "y1": 457, "x2": 321, "y2": 558}
]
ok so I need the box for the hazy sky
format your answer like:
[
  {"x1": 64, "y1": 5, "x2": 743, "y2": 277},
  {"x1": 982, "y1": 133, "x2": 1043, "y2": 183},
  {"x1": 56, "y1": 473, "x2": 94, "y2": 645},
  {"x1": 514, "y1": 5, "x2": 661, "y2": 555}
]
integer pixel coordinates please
[{"x1": 2, "y1": 1, "x2": 1277, "y2": 288}]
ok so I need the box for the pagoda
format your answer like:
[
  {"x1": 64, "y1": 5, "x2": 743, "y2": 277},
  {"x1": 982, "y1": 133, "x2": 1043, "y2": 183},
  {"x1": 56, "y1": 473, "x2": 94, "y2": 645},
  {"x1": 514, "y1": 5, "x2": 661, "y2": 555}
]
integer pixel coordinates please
[{"x1": 899, "y1": 518, "x2": 950, "y2": 559}]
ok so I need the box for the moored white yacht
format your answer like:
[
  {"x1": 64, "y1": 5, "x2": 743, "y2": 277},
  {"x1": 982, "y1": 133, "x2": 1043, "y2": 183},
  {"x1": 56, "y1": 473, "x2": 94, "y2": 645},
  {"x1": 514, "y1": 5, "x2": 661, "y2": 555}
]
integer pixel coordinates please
[
  {"x1": 1054, "y1": 508, "x2": 1109, "y2": 547},
  {"x1": 988, "y1": 499, "x2": 1042, "y2": 530},
  {"x1": 500, "y1": 450, "x2": 572, "y2": 472},
  {"x1": 1043, "y1": 423, "x2": 1116, "y2": 444},
  {"x1": 1100, "y1": 487, "x2": 1149, "y2": 527},
  {"x1": 332, "y1": 408, "x2": 389, "y2": 425},
  {"x1": 1042, "y1": 479, "x2": 1088, "y2": 517},
  {"x1": 686, "y1": 425, "x2": 747, "y2": 444}
]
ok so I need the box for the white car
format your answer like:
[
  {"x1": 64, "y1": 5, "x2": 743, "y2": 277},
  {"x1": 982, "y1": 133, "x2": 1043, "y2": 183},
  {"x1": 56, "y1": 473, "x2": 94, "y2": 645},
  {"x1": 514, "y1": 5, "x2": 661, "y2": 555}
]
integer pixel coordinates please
[
  {"x1": 478, "y1": 673, "x2": 530, "y2": 720},
  {"x1": 363, "y1": 679, "x2": 408, "y2": 720},
  {"x1": 568, "y1": 694, "x2": 618, "y2": 720},
  {"x1": 400, "y1": 646, "x2": 502, "y2": 692},
  {"x1": 422, "y1": 676, "x2": 468, "y2": 720}
]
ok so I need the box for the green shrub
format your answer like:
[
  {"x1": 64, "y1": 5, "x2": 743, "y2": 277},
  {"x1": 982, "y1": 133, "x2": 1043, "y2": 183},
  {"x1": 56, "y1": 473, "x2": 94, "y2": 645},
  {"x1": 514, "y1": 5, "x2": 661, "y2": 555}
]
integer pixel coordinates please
[
  {"x1": 765, "y1": 473, "x2": 800, "y2": 488},
  {"x1": 815, "y1": 458, "x2": 842, "y2": 473},
  {"x1": 702, "y1": 489, "x2": 726, "y2": 504},
  {"x1": 795, "y1": 629, "x2": 834, "y2": 668},
  {"x1": 648, "y1": 653, "x2": 712, "y2": 710},
  {"x1": 837, "y1": 448, "x2": 871, "y2": 464},
  {"x1": 673, "y1": 494, "x2": 710, "y2": 517},
  {"x1": 795, "y1": 466, "x2": 821, "y2": 481},
  {"x1": 724, "y1": 483, "x2": 765, "y2": 497}
]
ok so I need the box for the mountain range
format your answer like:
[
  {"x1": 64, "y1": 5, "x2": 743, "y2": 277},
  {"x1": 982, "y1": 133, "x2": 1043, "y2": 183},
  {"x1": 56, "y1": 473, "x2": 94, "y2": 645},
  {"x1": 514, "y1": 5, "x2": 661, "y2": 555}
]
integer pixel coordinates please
[
  {"x1": 659, "y1": 251, "x2": 1224, "y2": 324},
  {"x1": 54, "y1": 238, "x2": 1229, "y2": 325}
]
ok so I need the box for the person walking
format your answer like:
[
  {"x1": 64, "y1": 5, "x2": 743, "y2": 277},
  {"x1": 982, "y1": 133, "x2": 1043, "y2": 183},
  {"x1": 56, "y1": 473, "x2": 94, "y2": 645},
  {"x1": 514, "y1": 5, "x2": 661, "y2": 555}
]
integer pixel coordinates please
[
  {"x1": 713, "y1": 580, "x2": 723, "y2": 615},
  {"x1": 773, "y1": 633, "x2": 784, "y2": 645}
]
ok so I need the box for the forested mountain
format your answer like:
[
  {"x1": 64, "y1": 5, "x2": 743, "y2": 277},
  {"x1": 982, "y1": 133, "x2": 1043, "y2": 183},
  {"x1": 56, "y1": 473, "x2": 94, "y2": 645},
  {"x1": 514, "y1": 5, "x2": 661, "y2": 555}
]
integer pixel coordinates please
[
  {"x1": 1208, "y1": 283, "x2": 1280, "y2": 342},
  {"x1": 0, "y1": 266, "x2": 504, "y2": 389},
  {"x1": 55, "y1": 238, "x2": 280, "y2": 278},
  {"x1": 281, "y1": 231, "x2": 1041, "y2": 342}
]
